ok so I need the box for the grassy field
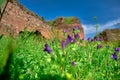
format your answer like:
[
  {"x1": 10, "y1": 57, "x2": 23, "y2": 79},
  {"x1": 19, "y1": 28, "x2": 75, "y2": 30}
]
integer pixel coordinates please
[{"x1": 0, "y1": 27, "x2": 120, "y2": 80}]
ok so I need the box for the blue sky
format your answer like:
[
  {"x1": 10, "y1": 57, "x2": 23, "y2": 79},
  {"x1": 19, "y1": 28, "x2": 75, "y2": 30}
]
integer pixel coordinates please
[{"x1": 18, "y1": 0, "x2": 120, "y2": 39}]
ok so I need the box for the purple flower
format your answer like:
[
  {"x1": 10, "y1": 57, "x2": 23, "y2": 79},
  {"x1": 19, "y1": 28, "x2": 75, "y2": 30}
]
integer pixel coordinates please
[
  {"x1": 115, "y1": 47, "x2": 120, "y2": 52},
  {"x1": 63, "y1": 29, "x2": 67, "y2": 33},
  {"x1": 71, "y1": 39, "x2": 76, "y2": 43},
  {"x1": 111, "y1": 52, "x2": 117, "y2": 61},
  {"x1": 62, "y1": 40, "x2": 66, "y2": 49},
  {"x1": 71, "y1": 61, "x2": 76, "y2": 66},
  {"x1": 67, "y1": 35, "x2": 75, "y2": 43},
  {"x1": 87, "y1": 37, "x2": 92, "y2": 42},
  {"x1": 44, "y1": 43, "x2": 52, "y2": 53},
  {"x1": 73, "y1": 26, "x2": 80, "y2": 34},
  {"x1": 74, "y1": 26, "x2": 80, "y2": 30},
  {"x1": 74, "y1": 33, "x2": 79, "y2": 39},
  {"x1": 67, "y1": 35, "x2": 72, "y2": 43},
  {"x1": 97, "y1": 37, "x2": 101, "y2": 41},
  {"x1": 97, "y1": 44, "x2": 102, "y2": 49}
]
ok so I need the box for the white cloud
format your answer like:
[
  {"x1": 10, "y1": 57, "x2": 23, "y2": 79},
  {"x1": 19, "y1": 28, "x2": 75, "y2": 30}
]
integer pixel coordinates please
[{"x1": 82, "y1": 18, "x2": 120, "y2": 35}]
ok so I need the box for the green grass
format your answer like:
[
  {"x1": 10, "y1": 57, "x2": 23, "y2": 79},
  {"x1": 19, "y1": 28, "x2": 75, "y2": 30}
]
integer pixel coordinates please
[
  {"x1": 64, "y1": 17, "x2": 73, "y2": 24},
  {"x1": 0, "y1": 30, "x2": 120, "y2": 80},
  {"x1": 47, "y1": 17, "x2": 74, "y2": 26},
  {"x1": 47, "y1": 20, "x2": 54, "y2": 26},
  {"x1": 0, "y1": 0, "x2": 6, "y2": 9}
]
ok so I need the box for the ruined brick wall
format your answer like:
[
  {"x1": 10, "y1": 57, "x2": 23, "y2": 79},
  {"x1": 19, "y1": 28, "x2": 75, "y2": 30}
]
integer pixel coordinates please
[
  {"x1": 52, "y1": 17, "x2": 84, "y2": 40},
  {"x1": 97, "y1": 28, "x2": 120, "y2": 41},
  {"x1": 0, "y1": 1, "x2": 52, "y2": 39},
  {"x1": 0, "y1": 1, "x2": 84, "y2": 40}
]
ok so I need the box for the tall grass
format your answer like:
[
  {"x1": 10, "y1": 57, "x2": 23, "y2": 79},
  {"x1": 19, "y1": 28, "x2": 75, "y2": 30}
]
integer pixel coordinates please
[{"x1": 0, "y1": 27, "x2": 120, "y2": 80}]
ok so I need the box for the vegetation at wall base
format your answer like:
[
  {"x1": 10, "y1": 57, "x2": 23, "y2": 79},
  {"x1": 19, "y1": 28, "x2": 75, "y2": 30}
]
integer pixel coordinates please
[{"x1": 0, "y1": 27, "x2": 120, "y2": 80}]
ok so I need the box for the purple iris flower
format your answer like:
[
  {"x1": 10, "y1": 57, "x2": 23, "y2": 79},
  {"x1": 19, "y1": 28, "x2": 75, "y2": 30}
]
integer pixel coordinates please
[
  {"x1": 111, "y1": 52, "x2": 117, "y2": 61},
  {"x1": 97, "y1": 44, "x2": 102, "y2": 49},
  {"x1": 115, "y1": 47, "x2": 120, "y2": 52},
  {"x1": 62, "y1": 40, "x2": 66, "y2": 49},
  {"x1": 74, "y1": 33, "x2": 79, "y2": 39},
  {"x1": 44, "y1": 43, "x2": 52, "y2": 53},
  {"x1": 97, "y1": 37, "x2": 101, "y2": 41},
  {"x1": 67, "y1": 35, "x2": 75, "y2": 43},
  {"x1": 87, "y1": 37, "x2": 92, "y2": 42},
  {"x1": 71, "y1": 61, "x2": 76, "y2": 66}
]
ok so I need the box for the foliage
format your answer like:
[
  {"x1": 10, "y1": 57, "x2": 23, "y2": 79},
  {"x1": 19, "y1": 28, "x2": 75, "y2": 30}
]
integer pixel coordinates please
[
  {"x1": 41, "y1": 16, "x2": 45, "y2": 21},
  {"x1": 47, "y1": 17, "x2": 74, "y2": 27},
  {"x1": 64, "y1": 17, "x2": 74, "y2": 24},
  {"x1": 0, "y1": 0, "x2": 5, "y2": 8},
  {"x1": 94, "y1": 16, "x2": 99, "y2": 37},
  {"x1": 47, "y1": 20, "x2": 54, "y2": 26},
  {"x1": 0, "y1": 36, "x2": 14, "y2": 75},
  {"x1": 0, "y1": 27, "x2": 120, "y2": 80},
  {"x1": 107, "y1": 40, "x2": 120, "y2": 47}
]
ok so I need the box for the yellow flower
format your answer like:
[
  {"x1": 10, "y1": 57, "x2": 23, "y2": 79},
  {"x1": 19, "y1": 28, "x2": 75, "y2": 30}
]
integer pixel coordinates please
[
  {"x1": 46, "y1": 58, "x2": 51, "y2": 62},
  {"x1": 66, "y1": 72, "x2": 74, "y2": 80}
]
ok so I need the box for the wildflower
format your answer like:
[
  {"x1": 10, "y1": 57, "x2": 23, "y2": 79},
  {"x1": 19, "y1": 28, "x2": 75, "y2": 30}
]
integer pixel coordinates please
[
  {"x1": 97, "y1": 44, "x2": 102, "y2": 49},
  {"x1": 87, "y1": 37, "x2": 92, "y2": 42},
  {"x1": 73, "y1": 26, "x2": 80, "y2": 34},
  {"x1": 111, "y1": 52, "x2": 117, "y2": 61},
  {"x1": 115, "y1": 47, "x2": 120, "y2": 52},
  {"x1": 63, "y1": 29, "x2": 67, "y2": 33},
  {"x1": 44, "y1": 43, "x2": 52, "y2": 53},
  {"x1": 74, "y1": 26, "x2": 80, "y2": 30},
  {"x1": 74, "y1": 33, "x2": 79, "y2": 39},
  {"x1": 67, "y1": 35, "x2": 72, "y2": 43},
  {"x1": 65, "y1": 72, "x2": 73, "y2": 80},
  {"x1": 62, "y1": 40, "x2": 66, "y2": 49},
  {"x1": 67, "y1": 35, "x2": 75, "y2": 43},
  {"x1": 71, "y1": 39, "x2": 76, "y2": 43},
  {"x1": 97, "y1": 37, "x2": 101, "y2": 41},
  {"x1": 71, "y1": 61, "x2": 76, "y2": 66}
]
